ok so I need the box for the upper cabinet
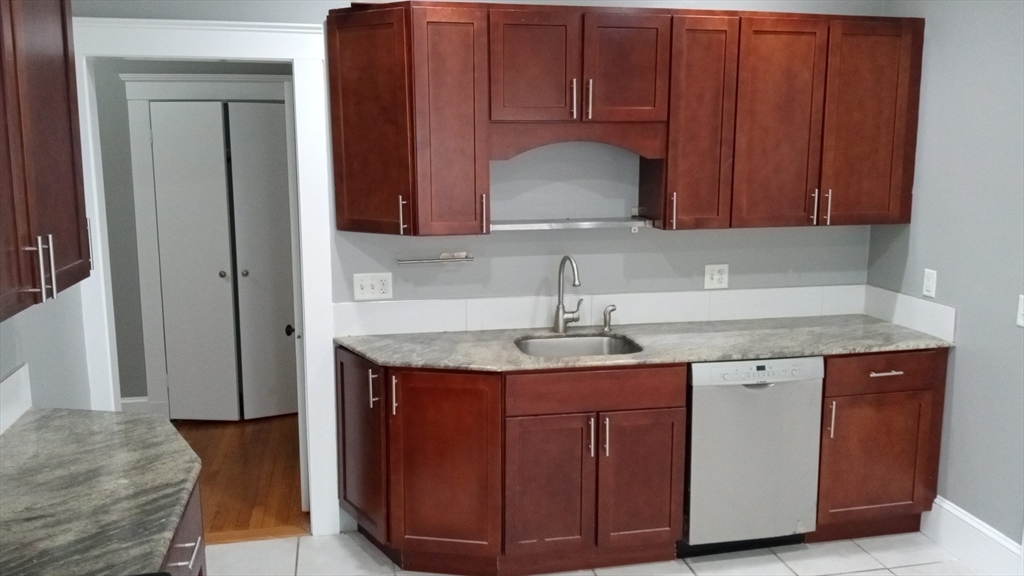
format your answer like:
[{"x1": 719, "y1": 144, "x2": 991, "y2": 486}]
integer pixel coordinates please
[
  {"x1": 327, "y1": 3, "x2": 924, "y2": 236},
  {"x1": 0, "y1": 0, "x2": 90, "y2": 322},
  {"x1": 489, "y1": 10, "x2": 670, "y2": 123},
  {"x1": 328, "y1": 5, "x2": 489, "y2": 236}
]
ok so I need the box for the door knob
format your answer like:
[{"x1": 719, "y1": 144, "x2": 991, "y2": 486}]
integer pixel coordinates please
[
  {"x1": 219, "y1": 271, "x2": 227, "y2": 278},
  {"x1": 241, "y1": 270, "x2": 249, "y2": 277},
  {"x1": 285, "y1": 324, "x2": 295, "y2": 336}
]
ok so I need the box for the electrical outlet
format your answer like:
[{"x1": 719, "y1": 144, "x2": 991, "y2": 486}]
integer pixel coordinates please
[
  {"x1": 354, "y1": 272, "x2": 393, "y2": 301},
  {"x1": 922, "y1": 269, "x2": 937, "y2": 298},
  {"x1": 705, "y1": 265, "x2": 728, "y2": 290},
  {"x1": 1017, "y1": 295, "x2": 1023, "y2": 328}
]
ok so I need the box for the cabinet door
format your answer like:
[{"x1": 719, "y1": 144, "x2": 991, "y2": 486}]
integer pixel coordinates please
[
  {"x1": 820, "y1": 20, "x2": 918, "y2": 225},
  {"x1": 664, "y1": 15, "x2": 738, "y2": 230},
  {"x1": 6, "y1": 0, "x2": 90, "y2": 290},
  {"x1": 336, "y1": 348, "x2": 388, "y2": 544},
  {"x1": 410, "y1": 7, "x2": 489, "y2": 236},
  {"x1": 818, "y1": 391, "x2": 935, "y2": 524},
  {"x1": 731, "y1": 18, "x2": 828, "y2": 228},
  {"x1": 489, "y1": 9, "x2": 581, "y2": 121},
  {"x1": 389, "y1": 370, "x2": 502, "y2": 556},
  {"x1": 327, "y1": 7, "x2": 413, "y2": 235},
  {"x1": 582, "y1": 13, "x2": 670, "y2": 122},
  {"x1": 597, "y1": 408, "x2": 685, "y2": 548},
  {"x1": 505, "y1": 413, "x2": 597, "y2": 556}
]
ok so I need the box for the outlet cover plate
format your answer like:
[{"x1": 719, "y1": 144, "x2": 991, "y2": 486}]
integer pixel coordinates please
[
  {"x1": 922, "y1": 269, "x2": 937, "y2": 298},
  {"x1": 354, "y1": 272, "x2": 393, "y2": 301},
  {"x1": 705, "y1": 265, "x2": 729, "y2": 290}
]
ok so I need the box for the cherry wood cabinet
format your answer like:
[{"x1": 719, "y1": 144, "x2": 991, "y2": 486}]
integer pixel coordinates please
[
  {"x1": 0, "y1": 0, "x2": 90, "y2": 321},
  {"x1": 336, "y1": 348, "x2": 389, "y2": 544},
  {"x1": 817, "y1": 349, "x2": 947, "y2": 528},
  {"x1": 819, "y1": 19, "x2": 921, "y2": 225},
  {"x1": 583, "y1": 13, "x2": 671, "y2": 122},
  {"x1": 328, "y1": 4, "x2": 489, "y2": 236},
  {"x1": 388, "y1": 369, "x2": 502, "y2": 556},
  {"x1": 731, "y1": 17, "x2": 829, "y2": 228}
]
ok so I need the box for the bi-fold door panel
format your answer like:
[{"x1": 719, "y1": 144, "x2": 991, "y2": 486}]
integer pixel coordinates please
[
  {"x1": 228, "y1": 102, "x2": 298, "y2": 420},
  {"x1": 151, "y1": 101, "x2": 240, "y2": 422}
]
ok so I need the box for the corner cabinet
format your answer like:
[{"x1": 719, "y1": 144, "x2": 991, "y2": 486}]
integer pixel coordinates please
[
  {"x1": 327, "y1": 5, "x2": 490, "y2": 236},
  {"x1": 0, "y1": 0, "x2": 91, "y2": 322}
]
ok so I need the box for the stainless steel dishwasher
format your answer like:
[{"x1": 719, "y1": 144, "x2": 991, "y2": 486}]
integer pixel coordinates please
[{"x1": 688, "y1": 357, "x2": 824, "y2": 545}]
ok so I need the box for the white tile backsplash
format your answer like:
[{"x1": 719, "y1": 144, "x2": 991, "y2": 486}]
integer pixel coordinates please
[
  {"x1": 467, "y1": 295, "x2": 593, "y2": 331},
  {"x1": 335, "y1": 299, "x2": 467, "y2": 336},
  {"x1": 822, "y1": 285, "x2": 868, "y2": 316},
  {"x1": 708, "y1": 287, "x2": 824, "y2": 321},
  {"x1": 864, "y1": 286, "x2": 956, "y2": 341},
  {"x1": 591, "y1": 291, "x2": 711, "y2": 325}
]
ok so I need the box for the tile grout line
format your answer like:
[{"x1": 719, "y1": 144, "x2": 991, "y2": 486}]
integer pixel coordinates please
[{"x1": 293, "y1": 536, "x2": 300, "y2": 576}]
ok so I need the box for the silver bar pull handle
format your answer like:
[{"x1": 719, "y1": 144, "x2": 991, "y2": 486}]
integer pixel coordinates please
[
  {"x1": 604, "y1": 417, "x2": 610, "y2": 457},
  {"x1": 829, "y1": 401, "x2": 837, "y2": 439},
  {"x1": 671, "y1": 192, "x2": 678, "y2": 230},
  {"x1": 589, "y1": 417, "x2": 595, "y2": 458},
  {"x1": 812, "y1": 189, "x2": 819, "y2": 225},
  {"x1": 167, "y1": 536, "x2": 202, "y2": 570},
  {"x1": 825, "y1": 189, "x2": 833, "y2": 225},
  {"x1": 391, "y1": 375, "x2": 398, "y2": 416},
  {"x1": 587, "y1": 79, "x2": 594, "y2": 120},
  {"x1": 47, "y1": 234, "x2": 56, "y2": 299},
  {"x1": 869, "y1": 370, "x2": 905, "y2": 378},
  {"x1": 398, "y1": 195, "x2": 408, "y2": 235},
  {"x1": 22, "y1": 236, "x2": 46, "y2": 298},
  {"x1": 481, "y1": 193, "x2": 487, "y2": 234},
  {"x1": 368, "y1": 370, "x2": 379, "y2": 408},
  {"x1": 87, "y1": 217, "x2": 94, "y2": 270},
  {"x1": 571, "y1": 78, "x2": 577, "y2": 119}
]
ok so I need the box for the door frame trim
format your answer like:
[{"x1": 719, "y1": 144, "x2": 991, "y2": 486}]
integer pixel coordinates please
[{"x1": 71, "y1": 17, "x2": 340, "y2": 536}]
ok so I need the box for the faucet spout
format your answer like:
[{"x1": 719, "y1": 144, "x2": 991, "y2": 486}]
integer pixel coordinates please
[{"x1": 554, "y1": 255, "x2": 582, "y2": 333}]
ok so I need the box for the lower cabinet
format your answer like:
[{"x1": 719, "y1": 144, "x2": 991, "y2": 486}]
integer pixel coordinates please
[
  {"x1": 815, "y1": 349, "x2": 947, "y2": 536},
  {"x1": 161, "y1": 484, "x2": 207, "y2": 576}
]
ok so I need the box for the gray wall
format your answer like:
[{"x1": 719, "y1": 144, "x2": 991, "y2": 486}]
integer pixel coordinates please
[
  {"x1": 870, "y1": 0, "x2": 1024, "y2": 540},
  {"x1": 92, "y1": 59, "x2": 290, "y2": 398},
  {"x1": 0, "y1": 285, "x2": 91, "y2": 409}
]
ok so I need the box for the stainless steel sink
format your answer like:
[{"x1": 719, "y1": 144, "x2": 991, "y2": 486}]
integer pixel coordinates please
[{"x1": 515, "y1": 334, "x2": 642, "y2": 358}]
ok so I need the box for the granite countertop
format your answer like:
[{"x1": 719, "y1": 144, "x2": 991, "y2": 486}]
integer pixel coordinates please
[
  {"x1": 0, "y1": 408, "x2": 201, "y2": 576},
  {"x1": 337, "y1": 314, "x2": 951, "y2": 372}
]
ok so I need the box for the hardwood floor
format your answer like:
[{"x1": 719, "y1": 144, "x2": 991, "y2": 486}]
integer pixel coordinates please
[{"x1": 174, "y1": 414, "x2": 310, "y2": 544}]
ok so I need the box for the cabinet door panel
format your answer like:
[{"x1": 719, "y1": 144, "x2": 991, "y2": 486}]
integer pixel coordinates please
[
  {"x1": 598, "y1": 408, "x2": 685, "y2": 548},
  {"x1": 489, "y1": 10, "x2": 581, "y2": 121},
  {"x1": 7, "y1": 0, "x2": 89, "y2": 290},
  {"x1": 665, "y1": 15, "x2": 738, "y2": 230},
  {"x1": 337, "y1": 348, "x2": 388, "y2": 544},
  {"x1": 583, "y1": 13, "x2": 670, "y2": 122},
  {"x1": 328, "y1": 7, "x2": 412, "y2": 234},
  {"x1": 732, "y1": 18, "x2": 828, "y2": 228},
  {"x1": 411, "y1": 7, "x2": 489, "y2": 236},
  {"x1": 389, "y1": 370, "x2": 502, "y2": 556},
  {"x1": 818, "y1": 391, "x2": 934, "y2": 524},
  {"x1": 821, "y1": 20, "x2": 916, "y2": 225},
  {"x1": 506, "y1": 414, "x2": 597, "y2": 556}
]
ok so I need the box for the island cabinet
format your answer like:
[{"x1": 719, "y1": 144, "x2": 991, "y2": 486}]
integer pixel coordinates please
[
  {"x1": 811, "y1": 348, "x2": 948, "y2": 541},
  {"x1": 327, "y1": 4, "x2": 489, "y2": 236},
  {"x1": 0, "y1": 0, "x2": 91, "y2": 322},
  {"x1": 731, "y1": 17, "x2": 923, "y2": 228},
  {"x1": 161, "y1": 485, "x2": 207, "y2": 576}
]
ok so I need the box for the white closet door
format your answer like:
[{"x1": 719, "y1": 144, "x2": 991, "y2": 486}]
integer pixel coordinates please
[
  {"x1": 228, "y1": 102, "x2": 298, "y2": 419},
  {"x1": 152, "y1": 101, "x2": 240, "y2": 421}
]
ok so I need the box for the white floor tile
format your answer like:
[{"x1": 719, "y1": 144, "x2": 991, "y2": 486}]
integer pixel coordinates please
[
  {"x1": 205, "y1": 537, "x2": 298, "y2": 576},
  {"x1": 685, "y1": 549, "x2": 795, "y2": 576},
  {"x1": 830, "y1": 570, "x2": 893, "y2": 576},
  {"x1": 890, "y1": 561, "x2": 976, "y2": 575},
  {"x1": 772, "y1": 540, "x2": 884, "y2": 576},
  {"x1": 297, "y1": 533, "x2": 397, "y2": 575},
  {"x1": 595, "y1": 560, "x2": 694, "y2": 575},
  {"x1": 854, "y1": 533, "x2": 958, "y2": 569}
]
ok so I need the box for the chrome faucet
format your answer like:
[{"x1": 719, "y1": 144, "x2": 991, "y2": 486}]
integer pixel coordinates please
[{"x1": 554, "y1": 255, "x2": 582, "y2": 333}]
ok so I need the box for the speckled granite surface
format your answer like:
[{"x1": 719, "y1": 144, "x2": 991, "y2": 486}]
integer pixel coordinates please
[
  {"x1": 337, "y1": 314, "x2": 951, "y2": 372},
  {"x1": 0, "y1": 408, "x2": 201, "y2": 576}
]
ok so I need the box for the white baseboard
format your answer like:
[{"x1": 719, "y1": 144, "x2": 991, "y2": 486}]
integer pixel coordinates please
[
  {"x1": 119, "y1": 396, "x2": 170, "y2": 417},
  {"x1": 0, "y1": 364, "x2": 32, "y2": 434},
  {"x1": 922, "y1": 496, "x2": 1023, "y2": 576}
]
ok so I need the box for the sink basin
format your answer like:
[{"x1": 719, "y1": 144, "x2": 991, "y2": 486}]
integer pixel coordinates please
[{"x1": 515, "y1": 334, "x2": 642, "y2": 358}]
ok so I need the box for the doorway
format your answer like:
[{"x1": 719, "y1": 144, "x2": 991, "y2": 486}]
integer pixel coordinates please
[{"x1": 93, "y1": 61, "x2": 309, "y2": 542}]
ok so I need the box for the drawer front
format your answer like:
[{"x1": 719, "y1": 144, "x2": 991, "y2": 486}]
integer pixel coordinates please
[
  {"x1": 162, "y1": 484, "x2": 205, "y2": 576},
  {"x1": 505, "y1": 366, "x2": 686, "y2": 416},
  {"x1": 825, "y1": 349, "x2": 948, "y2": 398}
]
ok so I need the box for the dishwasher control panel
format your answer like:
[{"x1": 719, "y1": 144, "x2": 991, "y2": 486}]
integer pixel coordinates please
[{"x1": 692, "y1": 357, "x2": 824, "y2": 386}]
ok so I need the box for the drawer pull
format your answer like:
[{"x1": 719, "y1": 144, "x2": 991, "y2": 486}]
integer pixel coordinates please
[
  {"x1": 829, "y1": 401, "x2": 836, "y2": 439},
  {"x1": 869, "y1": 370, "x2": 905, "y2": 378},
  {"x1": 588, "y1": 417, "x2": 595, "y2": 458},
  {"x1": 167, "y1": 536, "x2": 201, "y2": 570}
]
